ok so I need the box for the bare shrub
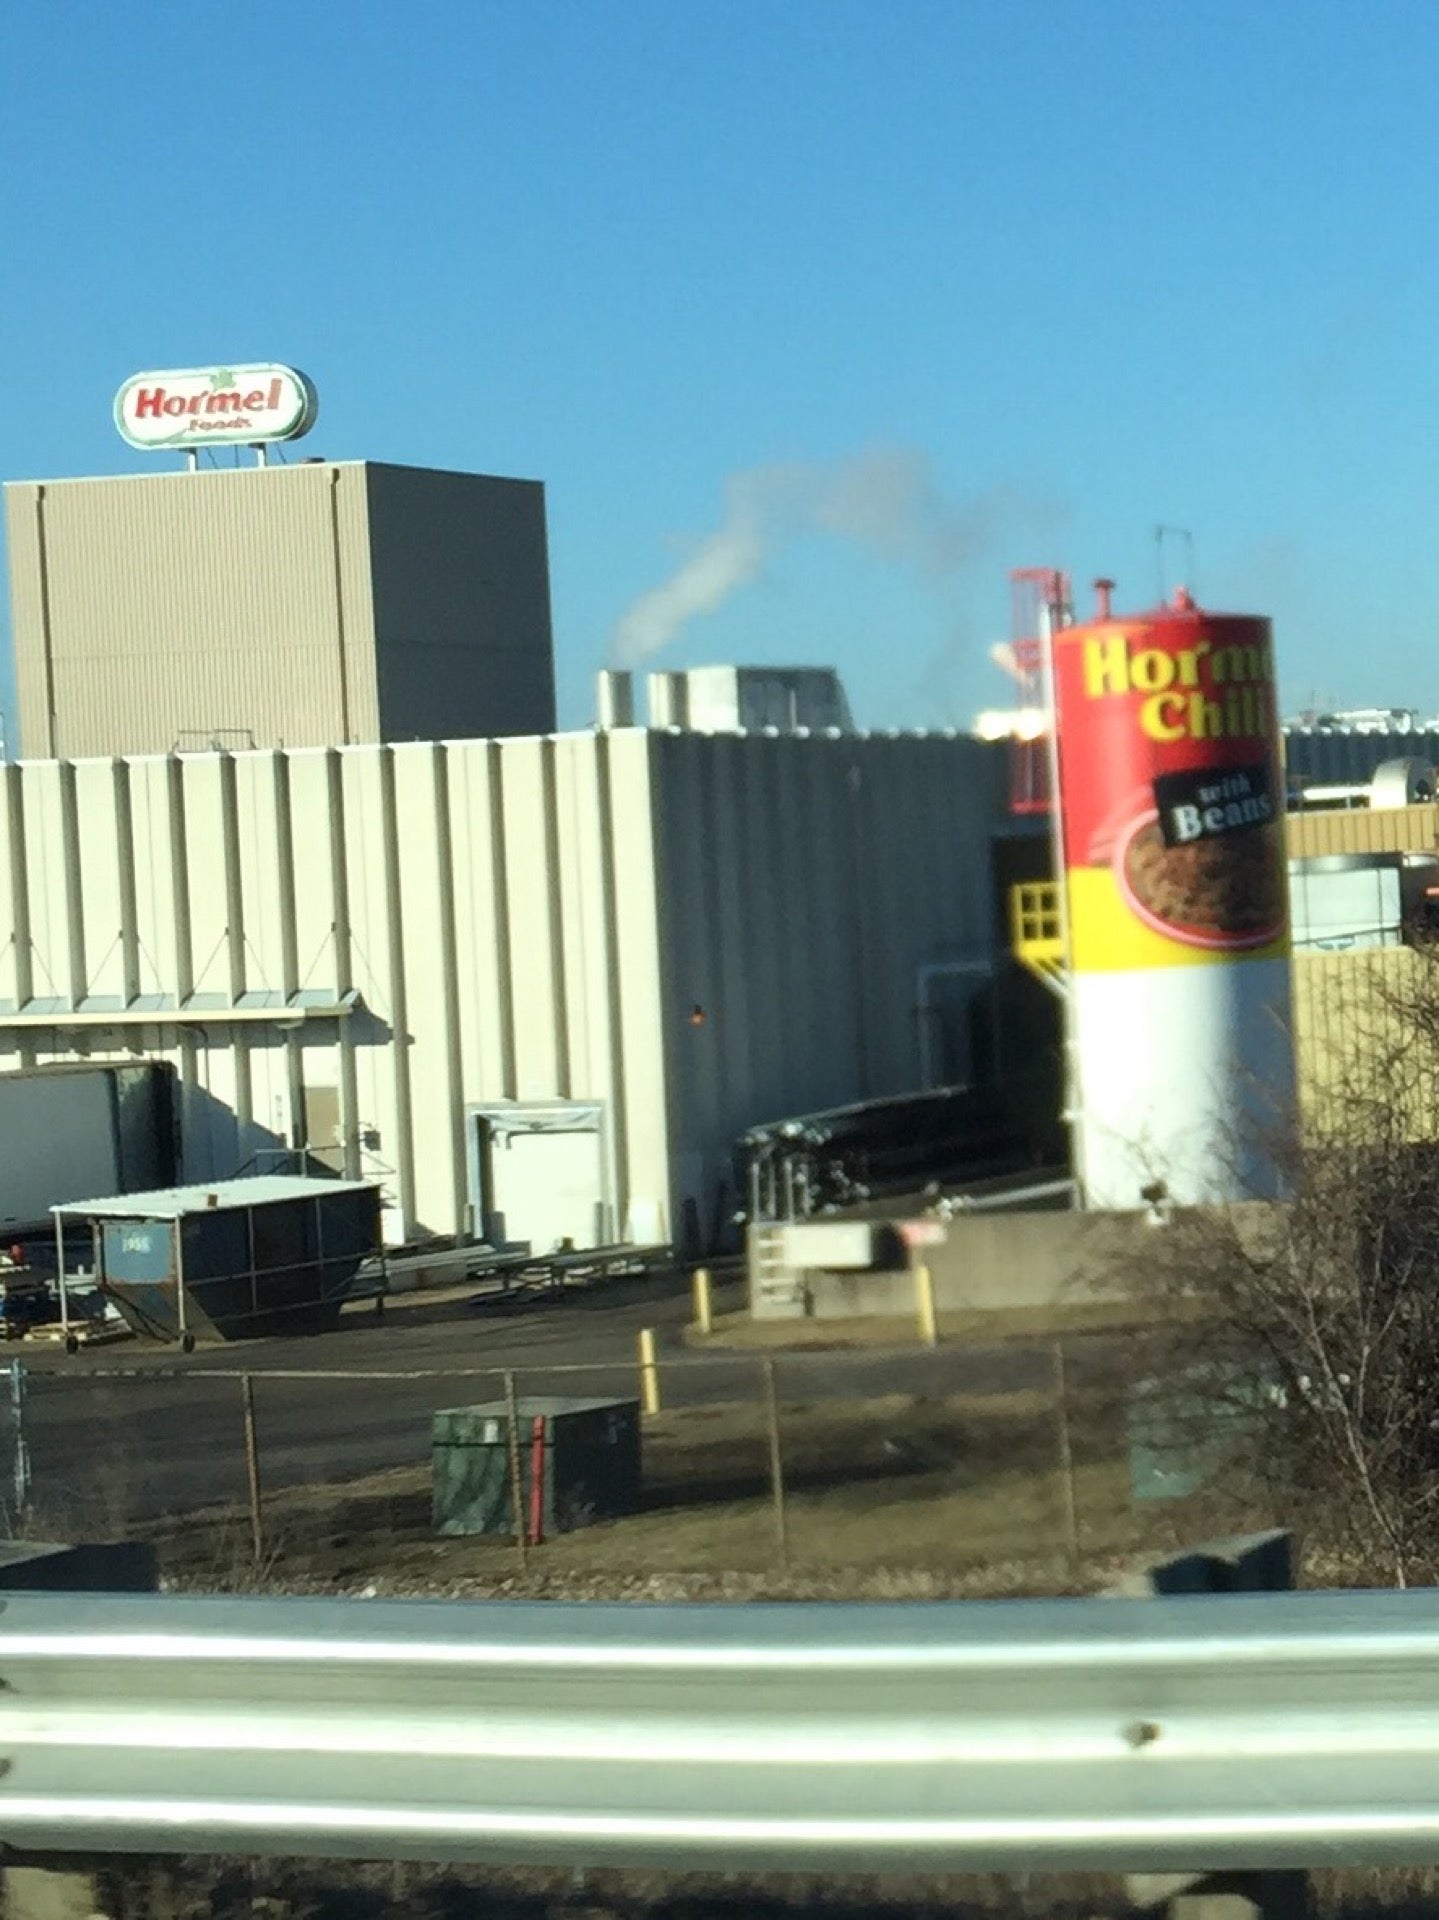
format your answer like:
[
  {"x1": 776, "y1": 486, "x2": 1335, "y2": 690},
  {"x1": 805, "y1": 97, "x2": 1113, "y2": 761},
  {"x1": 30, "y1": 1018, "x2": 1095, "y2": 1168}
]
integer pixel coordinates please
[{"x1": 1144, "y1": 941, "x2": 1439, "y2": 1587}]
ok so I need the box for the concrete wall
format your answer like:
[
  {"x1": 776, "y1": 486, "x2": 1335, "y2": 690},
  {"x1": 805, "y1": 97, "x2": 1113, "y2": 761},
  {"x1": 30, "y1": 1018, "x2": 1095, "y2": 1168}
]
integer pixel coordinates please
[{"x1": 803, "y1": 1202, "x2": 1282, "y2": 1320}]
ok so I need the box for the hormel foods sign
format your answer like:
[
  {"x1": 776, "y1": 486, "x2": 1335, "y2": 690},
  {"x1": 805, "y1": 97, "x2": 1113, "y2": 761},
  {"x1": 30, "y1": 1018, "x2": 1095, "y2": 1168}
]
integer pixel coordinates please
[{"x1": 114, "y1": 364, "x2": 318, "y2": 449}]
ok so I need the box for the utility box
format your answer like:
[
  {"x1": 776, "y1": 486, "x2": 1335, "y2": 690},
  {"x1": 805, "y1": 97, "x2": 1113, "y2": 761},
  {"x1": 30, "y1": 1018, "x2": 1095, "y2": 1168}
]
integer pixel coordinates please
[
  {"x1": 1127, "y1": 1363, "x2": 1280, "y2": 1502},
  {"x1": 431, "y1": 1395, "x2": 641, "y2": 1538}
]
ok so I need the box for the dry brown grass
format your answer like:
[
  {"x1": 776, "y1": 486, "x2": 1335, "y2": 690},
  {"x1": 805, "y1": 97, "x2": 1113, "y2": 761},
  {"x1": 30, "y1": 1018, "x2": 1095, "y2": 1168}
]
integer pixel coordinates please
[
  {"x1": 139, "y1": 1383, "x2": 1262, "y2": 1601},
  {"x1": 75, "y1": 1382, "x2": 1434, "y2": 1919},
  {"x1": 87, "y1": 1857, "x2": 1439, "y2": 1920}
]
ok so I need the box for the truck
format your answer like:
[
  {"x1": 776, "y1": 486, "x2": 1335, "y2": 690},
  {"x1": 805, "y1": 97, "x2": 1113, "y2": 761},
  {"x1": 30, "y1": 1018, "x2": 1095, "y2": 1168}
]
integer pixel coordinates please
[{"x1": 0, "y1": 1064, "x2": 179, "y2": 1240}]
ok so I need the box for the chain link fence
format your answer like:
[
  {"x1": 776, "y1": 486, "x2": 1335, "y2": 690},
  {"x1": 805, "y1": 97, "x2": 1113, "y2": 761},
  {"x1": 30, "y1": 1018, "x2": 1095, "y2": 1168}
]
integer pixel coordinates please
[{"x1": 0, "y1": 1312, "x2": 1261, "y2": 1596}]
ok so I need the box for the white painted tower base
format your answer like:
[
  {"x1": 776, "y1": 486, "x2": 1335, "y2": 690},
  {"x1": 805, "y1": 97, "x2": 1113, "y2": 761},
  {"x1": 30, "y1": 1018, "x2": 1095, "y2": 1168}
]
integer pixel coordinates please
[{"x1": 1071, "y1": 957, "x2": 1294, "y2": 1208}]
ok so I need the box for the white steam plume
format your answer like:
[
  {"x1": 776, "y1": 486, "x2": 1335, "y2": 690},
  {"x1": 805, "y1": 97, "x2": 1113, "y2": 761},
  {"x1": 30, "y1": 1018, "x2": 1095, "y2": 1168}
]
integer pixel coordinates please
[{"x1": 611, "y1": 446, "x2": 1017, "y2": 668}]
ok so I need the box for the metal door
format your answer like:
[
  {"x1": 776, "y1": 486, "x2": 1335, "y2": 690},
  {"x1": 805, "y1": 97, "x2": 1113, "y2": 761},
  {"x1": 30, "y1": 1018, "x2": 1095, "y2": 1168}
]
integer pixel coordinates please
[{"x1": 469, "y1": 1104, "x2": 609, "y2": 1252}]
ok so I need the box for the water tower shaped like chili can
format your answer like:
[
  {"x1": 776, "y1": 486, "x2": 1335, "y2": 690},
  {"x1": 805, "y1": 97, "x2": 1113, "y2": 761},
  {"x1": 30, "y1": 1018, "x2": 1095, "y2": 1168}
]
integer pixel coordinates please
[{"x1": 1050, "y1": 584, "x2": 1294, "y2": 1207}]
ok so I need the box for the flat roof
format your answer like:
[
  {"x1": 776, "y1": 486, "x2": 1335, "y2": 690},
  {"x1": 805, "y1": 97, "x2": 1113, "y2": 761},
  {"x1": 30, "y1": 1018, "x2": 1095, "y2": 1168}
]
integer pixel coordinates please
[
  {"x1": 3, "y1": 460, "x2": 541, "y2": 492},
  {"x1": 54, "y1": 1174, "x2": 378, "y2": 1221}
]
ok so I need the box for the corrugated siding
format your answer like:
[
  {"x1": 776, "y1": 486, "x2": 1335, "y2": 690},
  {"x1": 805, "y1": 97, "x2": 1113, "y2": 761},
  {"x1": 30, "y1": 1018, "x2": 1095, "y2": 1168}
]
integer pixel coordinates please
[
  {"x1": 365, "y1": 466, "x2": 556, "y2": 741},
  {"x1": 649, "y1": 731, "x2": 1007, "y2": 1238},
  {"x1": 3, "y1": 466, "x2": 377, "y2": 758},
  {"x1": 1291, "y1": 946, "x2": 1439, "y2": 1138},
  {"x1": 0, "y1": 738, "x2": 668, "y2": 1242},
  {"x1": 1284, "y1": 803, "x2": 1439, "y2": 858},
  {"x1": 1285, "y1": 728, "x2": 1439, "y2": 786},
  {"x1": 5, "y1": 489, "x2": 50, "y2": 764}
]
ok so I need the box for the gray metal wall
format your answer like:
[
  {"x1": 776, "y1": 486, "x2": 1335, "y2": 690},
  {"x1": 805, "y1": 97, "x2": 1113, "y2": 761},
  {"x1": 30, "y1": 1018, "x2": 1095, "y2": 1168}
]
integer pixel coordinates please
[
  {"x1": 1284, "y1": 727, "x2": 1439, "y2": 786},
  {"x1": 0, "y1": 730, "x2": 1007, "y2": 1248},
  {"x1": 366, "y1": 464, "x2": 556, "y2": 742},
  {"x1": 4, "y1": 462, "x2": 556, "y2": 759},
  {"x1": 650, "y1": 731, "x2": 1008, "y2": 1241}
]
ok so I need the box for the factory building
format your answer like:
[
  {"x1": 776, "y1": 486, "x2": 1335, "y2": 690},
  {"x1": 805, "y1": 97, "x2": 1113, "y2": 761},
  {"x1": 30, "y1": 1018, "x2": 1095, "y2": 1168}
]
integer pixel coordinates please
[
  {"x1": 3, "y1": 461, "x2": 556, "y2": 758},
  {"x1": 0, "y1": 727, "x2": 1012, "y2": 1251}
]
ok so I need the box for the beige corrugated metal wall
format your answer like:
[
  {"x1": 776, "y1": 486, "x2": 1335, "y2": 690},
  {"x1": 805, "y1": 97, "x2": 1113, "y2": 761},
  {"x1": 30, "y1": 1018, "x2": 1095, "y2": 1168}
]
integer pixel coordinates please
[
  {"x1": 1284, "y1": 806, "x2": 1439, "y2": 1138},
  {"x1": 0, "y1": 735, "x2": 668, "y2": 1241},
  {"x1": 7, "y1": 466, "x2": 376, "y2": 764},
  {"x1": 1291, "y1": 945, "x2": 1439, "y2": 1138},
  {"x1": 1285, "y1": 803, "x2": 1439, "y2": 858},
  {"x1": 5, "y1": 466, "x2": 379, "y2": 760},
  {"x1": 3, "y1": 462, "x2": 557, "y2": 761}
]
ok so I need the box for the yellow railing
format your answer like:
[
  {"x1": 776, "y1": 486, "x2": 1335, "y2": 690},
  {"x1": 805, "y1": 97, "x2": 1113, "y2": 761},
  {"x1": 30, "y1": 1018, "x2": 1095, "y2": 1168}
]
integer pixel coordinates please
[{"x1": 1009, "y1": 881, "x2": 1067, "y2": 989}]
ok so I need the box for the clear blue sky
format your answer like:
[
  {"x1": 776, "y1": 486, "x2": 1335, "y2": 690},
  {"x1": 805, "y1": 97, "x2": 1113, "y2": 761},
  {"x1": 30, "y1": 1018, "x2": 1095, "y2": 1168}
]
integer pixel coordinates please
[{"x1": 2, "y1": 0, "x2": 1435, "y2": 740}]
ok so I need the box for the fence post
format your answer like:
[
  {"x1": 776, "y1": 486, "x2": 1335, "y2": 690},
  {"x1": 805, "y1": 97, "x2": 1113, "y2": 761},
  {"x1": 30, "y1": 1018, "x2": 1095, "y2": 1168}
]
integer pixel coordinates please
[
  {"x1": 502, "y1": 1370, "x2": 529, "y2": 1569},
  {"x1": 1051, "y1": 1339, "x2": 1080, "y2": 1575},
  {"x1": 638, "y1": 1327, "x2": 661, "y2": 1415},
  {"x1": 528, "y1": 1413, "x2": 547, "y2": 1546},
  {"x1": 762, "y1": 1358, "x2": 789, "y2": 1570},
  {"x1": 914, "y1": 1261, "x2": 939, "y2": 1348},
  {"x1": 240, "y1": 1373, "x2": 264, "y2": 1569},
  {"x1": 692, "y1": 1266, "x2": 713, "y2": 1336},
  {"x1": 9, "y1": 1360, "x2": 29, "y2": 1533}
]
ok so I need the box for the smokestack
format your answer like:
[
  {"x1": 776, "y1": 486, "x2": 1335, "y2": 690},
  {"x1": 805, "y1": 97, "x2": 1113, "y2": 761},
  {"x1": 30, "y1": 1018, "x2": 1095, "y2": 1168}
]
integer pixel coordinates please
[
  {"x1": 1094, "y1": 577, "x2": 1116, "y2": 620},
  {"x1": 647, "y1": 672, "x2": 690, "y2": 729},
  {"x1": 596, "y1": 669, "x2": 636, "y2": 729}
]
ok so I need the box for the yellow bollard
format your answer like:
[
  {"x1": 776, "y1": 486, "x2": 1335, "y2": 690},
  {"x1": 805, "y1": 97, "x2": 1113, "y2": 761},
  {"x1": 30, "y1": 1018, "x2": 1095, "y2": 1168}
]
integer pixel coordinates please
[
  {"x1": 692, "y1": 1265, "x2": 713, "y2": 1336},
  {"x1": 915, "y1": 1261, "x2": 939, "y2": 1348},
  {"x1": 638, "y1": 1326, "x2": 662, "y2": 1415}
]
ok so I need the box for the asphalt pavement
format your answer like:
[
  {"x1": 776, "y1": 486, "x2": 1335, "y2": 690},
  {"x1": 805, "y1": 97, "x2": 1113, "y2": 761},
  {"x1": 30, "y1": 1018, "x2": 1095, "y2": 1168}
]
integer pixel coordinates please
[{"x1": 13, "y1": 1274, "x2": 1088, "y2": 1531}]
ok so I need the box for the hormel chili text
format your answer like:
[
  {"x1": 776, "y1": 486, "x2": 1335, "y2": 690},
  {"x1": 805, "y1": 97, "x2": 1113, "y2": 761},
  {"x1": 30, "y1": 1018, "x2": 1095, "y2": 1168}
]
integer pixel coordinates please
[
  {"x1": 1080, "y1": 628, "x2": 1272, "y2": 743},
  {"x1": 1051, "y1": 594, "x2": 1289, "y2": 967}
]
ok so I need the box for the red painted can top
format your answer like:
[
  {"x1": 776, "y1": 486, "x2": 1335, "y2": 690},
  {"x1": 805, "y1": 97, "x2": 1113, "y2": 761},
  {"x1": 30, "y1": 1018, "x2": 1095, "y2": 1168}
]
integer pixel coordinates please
[{"x1": 1050, "y1": 596, "x2": 1286, "y2": 965}]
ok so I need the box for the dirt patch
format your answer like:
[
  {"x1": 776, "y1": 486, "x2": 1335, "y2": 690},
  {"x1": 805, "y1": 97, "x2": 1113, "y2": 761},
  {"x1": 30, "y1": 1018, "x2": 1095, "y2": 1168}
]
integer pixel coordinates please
[
  {"x1": 88, "y1": 1853, "x2": 1439, "y2": 1920},
  {"x1": 138, "y1": 1384, "x2": 1242, "y2": 1600},
  {"x1": 84, "y1": 1382, "x2": 1308, "y2": 1920},
  {"x1": 691, "y1": 1300, "x2": 1208, "y2": 1353},
  {"x1": 93, "y1": 1860, "x2": 1114, "y2": 1920}
]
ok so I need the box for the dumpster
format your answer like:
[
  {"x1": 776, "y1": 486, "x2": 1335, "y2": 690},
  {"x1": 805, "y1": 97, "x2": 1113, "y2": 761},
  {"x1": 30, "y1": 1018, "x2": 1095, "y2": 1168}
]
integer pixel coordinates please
[{"x1": 55, "y1": 1175, "x2": 382, "y2": 1345}]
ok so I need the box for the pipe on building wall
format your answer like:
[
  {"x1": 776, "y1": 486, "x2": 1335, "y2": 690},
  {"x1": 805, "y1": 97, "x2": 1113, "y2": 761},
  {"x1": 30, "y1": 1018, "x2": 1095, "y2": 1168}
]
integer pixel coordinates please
[
  {"x1": 32, "y1": 488, "x2": 58, "y2": 760},
  {"x1": 328, "y1": 468, "x2": 353, "y2": 748}
]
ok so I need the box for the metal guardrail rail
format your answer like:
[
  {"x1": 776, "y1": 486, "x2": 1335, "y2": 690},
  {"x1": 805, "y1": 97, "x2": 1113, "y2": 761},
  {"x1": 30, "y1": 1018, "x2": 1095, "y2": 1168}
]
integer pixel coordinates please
[{"x1": 2, "y1": 1589, "x2": 1439, "y2": 1870}]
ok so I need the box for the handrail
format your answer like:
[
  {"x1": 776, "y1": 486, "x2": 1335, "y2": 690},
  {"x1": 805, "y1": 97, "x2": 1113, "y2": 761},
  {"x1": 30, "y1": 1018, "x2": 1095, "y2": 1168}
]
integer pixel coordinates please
[{"x1": 0, "y1": 1588, "x2": 1437, "y2": 1869}]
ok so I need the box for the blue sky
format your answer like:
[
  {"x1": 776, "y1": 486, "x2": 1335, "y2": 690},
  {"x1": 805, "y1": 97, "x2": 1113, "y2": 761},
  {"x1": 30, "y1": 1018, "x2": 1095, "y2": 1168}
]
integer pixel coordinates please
[{"x1": 2, "y1": 1, "x2": 1436, "y2": 739}]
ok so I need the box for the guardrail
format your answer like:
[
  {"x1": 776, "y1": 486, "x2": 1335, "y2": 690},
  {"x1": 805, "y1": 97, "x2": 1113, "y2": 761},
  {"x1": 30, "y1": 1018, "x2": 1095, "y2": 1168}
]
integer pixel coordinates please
[{"x1": 0, "y1": 1588, "x2": 1437, "y2": 1870}]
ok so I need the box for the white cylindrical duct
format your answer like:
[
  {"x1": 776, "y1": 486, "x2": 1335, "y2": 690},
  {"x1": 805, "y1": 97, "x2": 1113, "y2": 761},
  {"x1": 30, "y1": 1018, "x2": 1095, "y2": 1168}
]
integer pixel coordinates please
[{"x1": 596, "y1": 670, "x2": 636, "y2": 729}]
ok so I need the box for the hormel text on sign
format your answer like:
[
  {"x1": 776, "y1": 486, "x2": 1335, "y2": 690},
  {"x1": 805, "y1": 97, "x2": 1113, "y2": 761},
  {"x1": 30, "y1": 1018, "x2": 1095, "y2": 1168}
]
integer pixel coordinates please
[{"x1": 114, "y1": 365, "x2": 318, "y2": 450}]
